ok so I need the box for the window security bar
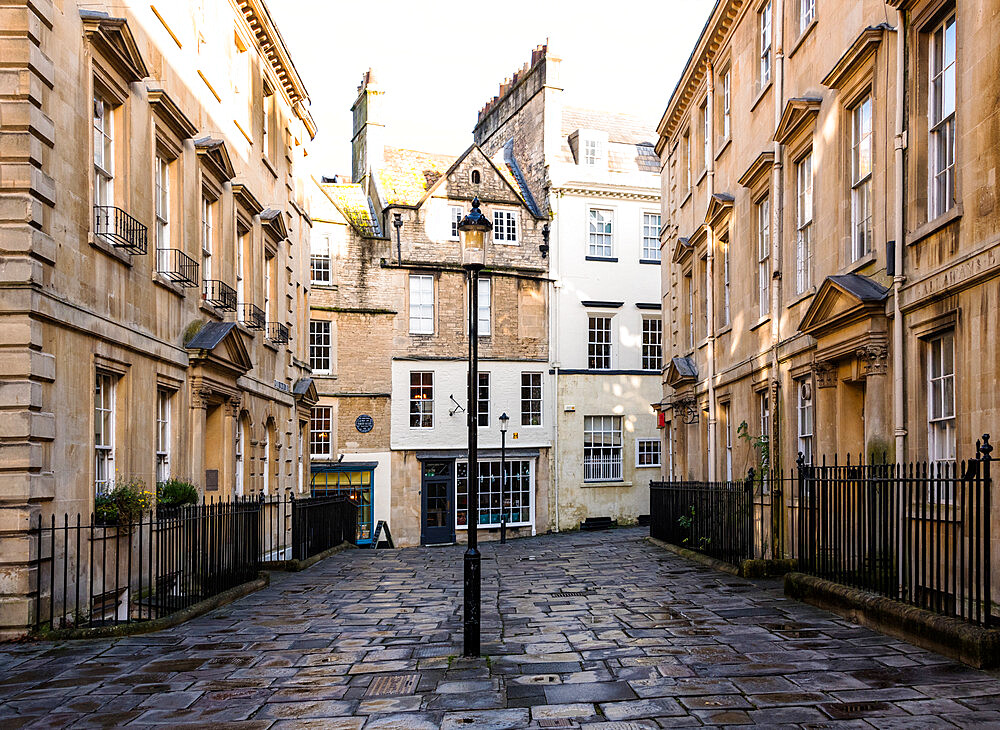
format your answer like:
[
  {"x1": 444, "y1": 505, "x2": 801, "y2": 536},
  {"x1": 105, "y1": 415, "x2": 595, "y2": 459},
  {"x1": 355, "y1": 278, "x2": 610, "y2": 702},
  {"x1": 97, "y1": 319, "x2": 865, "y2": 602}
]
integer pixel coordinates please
[
  {"x1": 203, "y1": 279, "x2": 237, "y2": 311},
  {"x1": 94, "y1": 205, "x2": 148, "y2": 256},
  {"x1": 240, "y1": 303, "x2": 266, "y2": 330},
  {"x1": 155, "y1": 248, "x2": 198, "y2": 287}
]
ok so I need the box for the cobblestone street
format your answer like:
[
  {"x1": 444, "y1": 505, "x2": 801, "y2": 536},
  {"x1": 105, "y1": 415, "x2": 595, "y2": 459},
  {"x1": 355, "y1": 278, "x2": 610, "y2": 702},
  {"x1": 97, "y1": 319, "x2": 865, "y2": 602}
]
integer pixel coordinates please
[{"x1": 2, "y1": 527, "x2": 1000, "y2": 728}]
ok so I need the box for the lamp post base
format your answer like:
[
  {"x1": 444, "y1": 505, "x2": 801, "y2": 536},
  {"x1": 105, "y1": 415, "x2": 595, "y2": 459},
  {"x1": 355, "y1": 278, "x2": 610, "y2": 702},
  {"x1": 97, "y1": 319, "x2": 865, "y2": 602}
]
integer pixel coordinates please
[{"x1": 463, "y1": 547, "x2": 481, "y2": 656}]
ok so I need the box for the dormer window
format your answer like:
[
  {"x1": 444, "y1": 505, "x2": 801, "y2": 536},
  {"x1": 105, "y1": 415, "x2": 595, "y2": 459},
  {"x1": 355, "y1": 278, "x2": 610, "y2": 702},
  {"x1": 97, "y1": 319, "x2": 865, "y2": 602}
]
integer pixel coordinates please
[{"x1": 583, "y1": 138, "x2": 602, "y2": 166}]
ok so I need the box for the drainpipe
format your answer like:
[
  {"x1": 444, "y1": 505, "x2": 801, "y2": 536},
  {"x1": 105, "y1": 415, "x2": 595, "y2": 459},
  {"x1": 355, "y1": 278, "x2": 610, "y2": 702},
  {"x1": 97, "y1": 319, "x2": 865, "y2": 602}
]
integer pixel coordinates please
[
  {"x1": 705, "y1": 64, "x2": 717, "y2": 482},
  {"x1": 892, "y1": 9, "x2": 907, "y2": 461},
  {"x1": 550, "y1": 192, "x2": 561, "y2": 533},
  {"x1": 770, "y1": 0, "x2": 785, "y2": 476}
]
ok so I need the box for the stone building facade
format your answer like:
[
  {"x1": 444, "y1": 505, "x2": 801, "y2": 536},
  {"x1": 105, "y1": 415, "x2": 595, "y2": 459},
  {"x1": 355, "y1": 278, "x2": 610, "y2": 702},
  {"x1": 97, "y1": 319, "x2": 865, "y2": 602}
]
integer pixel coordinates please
[
  {"x1": 657, "y1": 0, "x2": 999, "y2": 588},
  {"x1": 0, "y1": 0, "x2": 316, "y2": 635},
  {"x1": 307, "y1": 73, "x2": 551, "y2": 548},
  {"x1": 474, "y1": 47, "x2": 663, "y2": 530}
]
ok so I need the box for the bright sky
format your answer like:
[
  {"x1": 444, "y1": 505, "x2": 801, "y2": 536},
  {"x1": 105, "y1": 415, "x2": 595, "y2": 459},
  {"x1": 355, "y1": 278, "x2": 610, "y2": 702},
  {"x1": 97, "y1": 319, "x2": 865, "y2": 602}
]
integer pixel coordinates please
[{"x1": 269, "y1": 0, "x2": 715, "y2": 179}]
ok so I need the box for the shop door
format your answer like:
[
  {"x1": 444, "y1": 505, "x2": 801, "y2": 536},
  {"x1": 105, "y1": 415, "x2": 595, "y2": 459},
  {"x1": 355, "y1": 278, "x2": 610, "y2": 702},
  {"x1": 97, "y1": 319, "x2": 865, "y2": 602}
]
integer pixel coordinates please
[{"x1": 421, "y1": 460, "x2": 455, "y2": 545}]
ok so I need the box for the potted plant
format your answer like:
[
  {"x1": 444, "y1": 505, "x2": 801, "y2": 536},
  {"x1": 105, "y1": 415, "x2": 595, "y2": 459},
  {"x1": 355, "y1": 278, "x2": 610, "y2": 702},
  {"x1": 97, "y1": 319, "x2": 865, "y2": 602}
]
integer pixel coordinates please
[
  {"x1": 95, "y1": 477, "x2": 154, "y2": 527},
  {"x1": 156, "y1": 478, "x2": 199, "y2": 510}
]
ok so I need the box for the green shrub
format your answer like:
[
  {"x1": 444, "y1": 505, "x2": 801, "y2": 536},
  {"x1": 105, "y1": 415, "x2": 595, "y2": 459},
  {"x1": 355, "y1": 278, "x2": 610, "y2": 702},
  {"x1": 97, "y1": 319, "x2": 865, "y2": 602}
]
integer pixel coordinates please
[
  {"x1": 156, "y1": 478, "x2": 199, "y2": 508},
  {"x1": 95, "y1": 478, "x2": 154, "y2": 525}
]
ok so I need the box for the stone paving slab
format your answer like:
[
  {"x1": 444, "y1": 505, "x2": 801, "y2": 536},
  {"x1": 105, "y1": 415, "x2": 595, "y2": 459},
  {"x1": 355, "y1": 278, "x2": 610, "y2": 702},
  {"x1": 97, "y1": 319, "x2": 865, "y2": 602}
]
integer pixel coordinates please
[{"x1": 1, "y1": 527, "x2": 1000, "y2": 728}]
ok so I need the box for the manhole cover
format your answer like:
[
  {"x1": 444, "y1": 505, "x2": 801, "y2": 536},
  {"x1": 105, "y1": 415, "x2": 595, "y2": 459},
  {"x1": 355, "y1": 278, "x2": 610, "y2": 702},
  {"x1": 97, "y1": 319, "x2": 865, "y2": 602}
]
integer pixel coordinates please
[
  {"x1": 366, "y1": 674, "x2": 419, "y2": 697},
  {"x1": 538, "y1": 721, "x2": 574, "y2": 728},
  {"x1": 820, "y1": 701, "x2": 891, "y2": 719},
  {"x1": 513, "y1": 674, "x2": 561, "y2": 685},
  {"x1": 554, "y1": 591, "x2": 586, "y2": 597}
]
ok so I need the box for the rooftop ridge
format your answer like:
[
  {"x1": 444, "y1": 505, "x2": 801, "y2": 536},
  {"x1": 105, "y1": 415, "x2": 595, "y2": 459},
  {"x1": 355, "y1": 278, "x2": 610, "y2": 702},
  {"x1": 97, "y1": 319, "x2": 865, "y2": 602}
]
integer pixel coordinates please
[{"x1": 477, "y1": 44, "x2": 548, "y2": 125}]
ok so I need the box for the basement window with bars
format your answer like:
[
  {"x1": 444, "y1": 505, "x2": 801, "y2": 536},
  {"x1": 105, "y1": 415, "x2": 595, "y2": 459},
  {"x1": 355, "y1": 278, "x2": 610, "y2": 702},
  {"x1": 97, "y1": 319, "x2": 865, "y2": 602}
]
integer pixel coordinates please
[{"x1": 584, "y1": 415, "x2": 623, "y2": 482}]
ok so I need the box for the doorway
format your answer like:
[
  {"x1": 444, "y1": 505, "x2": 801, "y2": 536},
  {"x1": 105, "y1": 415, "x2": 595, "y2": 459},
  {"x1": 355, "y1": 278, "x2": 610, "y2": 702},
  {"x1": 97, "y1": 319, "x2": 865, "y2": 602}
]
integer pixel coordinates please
[{"x1": 421, "y1": 460, "x2": 455, "y2": 545}]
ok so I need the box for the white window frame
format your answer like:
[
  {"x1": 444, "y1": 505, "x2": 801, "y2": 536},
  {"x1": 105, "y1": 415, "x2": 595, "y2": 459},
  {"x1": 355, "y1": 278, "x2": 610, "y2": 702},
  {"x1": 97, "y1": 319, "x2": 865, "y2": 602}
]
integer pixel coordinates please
[
  {"x1": 477, "y1": 277, "x2": 491, "y2": 336},
  {"x1": 721, "y1": 69, "x2": 731, "y2": 140},
  {"x1": 263, "y1": 252, "x2": 273, "y2": 322},
  {"x1": 666, "y1": 422, "x2": 675, "y2": 478},
  {"x1": 154, "y1": 156, "x2": 169, "y2": 250},
  {"x1": 520, "y1": 372, "x2": 542, "y2": 427},
  {"x1": 583, "y1": 138, "x2": 602, "y2": 166},
  {"x1": 588, "y1": 315, "x2": 613, "y2": 370},
  {"x1": 309, "y1": 320, "x2": 331, "y2": 374},
  {"x1": 722, "y1": 403, "x2": 733, "y2": 480},
  {"x1": 409, "y1": 274, "x2": 434, "y2": 334},
  {"x1": 642, "y1": 213, "x2": 661, "y2": 261},
  {"x1": 721, "y1": 238, "x2": 731, "y2": 326},
  {"x1": 759, "y1": 390, "x2": 771, "y2": 493},
  {"x1": 641, "y1": 317, "x2": 662, "y2": 372},
  {"x1": 797, "y1": 380, "x2": 814, "y2": 465},
  {"x1": 456, "y1": 458, "x2": 533, "y2": 529},
  {"x1": 701, "y1": 99, "x2": 710, "y2": 170},
  {"x1": 584, "y1": 416, "x2": 623, "y2": 482},
  {"x1": 236, "y1": 228, "x2": 247, "y2": 307},
  {"x1": 477, "y1": 372, "x2": 490, "y2": 428},
  {"x1": 310, "y1": 406, "x2": 332, "y2": 459},
  {"x1": 492, "y1": 209, "x2": 518, "y2": 244},
  {"x1": 636, "y1": 439, "x2": 662, "y2": 468},
  {"x1": 927, "y1": 331, "x2": 956, "y2": 466},
  {"x1": 235, "y1": 417, "x2": 245, "y2": 496},
  {"x1": 588, "y1": 208, "x2": 614, "y2": 258},
  {"x1": 201, "y1": 195, "x2": 214, "y2": 281},
  {"x1": 686, "y1": 272, "x2": 694, "y2": 350},
  {"x1": 409, "y1": 371, "x2": 434, "y2": 429},
  {"x1": 311, "y1": 233, "x2": 332, "y2": 284},
  {"x1": 757, "y1": 197, "x2": 771, "y2": 314},
  {"x1": 684, "y1": 131, "x2": 692, "y2": 191},
  {"x1": 851, "y1": 95, "x2": 874, "y2": 261},
  {"x1": 800, "y1": 0, "x2": 815, "y2": 33},
  {"x1": 155, "y1": 388, "x2": 171, "y2": 484},
  {"x1": 93, "y1": 95, "x2": 114, "y2": 210},
  {"x1": 449, "y1": 205, "x2": 463, "y2": 240},
  {"x1": 759, "y1": 1, "x2": 772, "y2": 87},
  {"x1": 796, "y1": 153, "x2": 814, "y2": 294},
  {"x1": 929, "y1": 13, "x2": 957, "y2": 220},
  {"x1": 94, "y1": 372, "x2": 115, "y2": 493}
]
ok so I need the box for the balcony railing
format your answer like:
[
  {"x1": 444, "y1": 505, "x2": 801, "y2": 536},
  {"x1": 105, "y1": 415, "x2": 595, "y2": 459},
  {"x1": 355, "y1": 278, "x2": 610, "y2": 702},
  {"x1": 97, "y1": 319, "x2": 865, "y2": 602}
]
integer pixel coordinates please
[
  {"x1": 94, "y1": 206, "x2": 147, "y2": 256},
  {"x1": 267, "y1": 321, "x2": 290, "y2": 344},
  {"x1": 240, "y1": 303, "x2": 266, "y2": 330},
  {"x1": 203, "y1": 279, "x2": 237, "y2": 311},
  {"x1": 156, "y1": 248, "x2": 198, "y2": 288}
]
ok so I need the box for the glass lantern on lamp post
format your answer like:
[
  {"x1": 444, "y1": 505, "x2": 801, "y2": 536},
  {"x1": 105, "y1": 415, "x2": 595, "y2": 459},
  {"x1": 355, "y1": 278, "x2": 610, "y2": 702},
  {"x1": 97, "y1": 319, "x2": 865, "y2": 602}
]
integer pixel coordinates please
[{"x1": 457, "y1": 196, "x2": 492, "y2": 658}]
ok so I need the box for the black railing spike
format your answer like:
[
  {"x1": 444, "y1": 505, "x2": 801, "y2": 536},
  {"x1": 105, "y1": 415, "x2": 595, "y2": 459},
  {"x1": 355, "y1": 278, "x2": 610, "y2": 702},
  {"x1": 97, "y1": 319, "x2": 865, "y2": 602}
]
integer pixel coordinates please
[{"x1": 980, "y1": 434, "x2": 993, "y2": 459}]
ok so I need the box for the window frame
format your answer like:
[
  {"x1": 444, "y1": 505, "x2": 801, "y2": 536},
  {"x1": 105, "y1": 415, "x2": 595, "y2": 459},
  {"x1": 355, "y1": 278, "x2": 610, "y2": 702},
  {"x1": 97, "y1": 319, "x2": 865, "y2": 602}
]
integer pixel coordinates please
[
  {"x1": 759, "y1": 0, "x2": 773, "y2": 88},
  {"x1": 449, "y1": 204, "x2": 463, "y2": 241},
  {"x1": 583, "y1": 415, "x2": 624, "y2": 482},
  {"x1": 928, "y1": 12, "x2": 957, "y2": 220},
  {"x1": 636, "y1": 438, "x2": 662, "y2": 468},
  {"x1": 797, "y1": 379, "x2": 814, "y2": 465},
  {"x1": 201, "y1": 193, "x2": 216, "y2": 281},
  {"x1": 583, "y1": 138, "x2": 602, "y2": 166},
  {"x1": 409, "y1": 371, "x2": 434, "y2": 429},
  {"x1": 408, "y1": 274, "x2": 435, "y2": 335},
  {"x1": 850, "y1": 94, "x2": 874, "y2": 262},
  {"x1": 309, "y1": 319, "x2": 332, "y2": 374},
  {"x1": 641, "y1": 316, "x2": 663, "y2": 372},
  {"x1": 477, "y1": 277, "x2": 491, "y2": 337},
  {"x1": 477, "y1": 372, "x2": 490, "y2": 428},
  {"x1": 800, "y1": 0, "x2": 816, "y2": 34},
  {"x1": 311, "y1": 232, "x2": 332, "y2": 284},
  {"x1": 492, "y1": 209, "x2": 519, "y2": 244},
  {"x1": 94, "y1": 371, "x2": 116, "y2": 493},
  {"x1": 588, "y1": 315, "x2": 613, "y2": 370},
  {"x1": 456, "y1": 458, "x2": 533, "y2": 528},
  {"x1": 721, "y1": 68, "x2": 732, "y2": 141},
  {"x1": 757, "y1": 195, "x2": 771, "y2": 314},
  {"x1": 155, "y1": 388, "x2": 171, "y2": 484},
  {"x1": 927, "y1": 331, "x2": 956, "y2": 465},
  {"x1": 588, "y1": 208, "x2": 614, "y2": 258},
  {"x1": 520, "y1": 372, "x2": 542, "y2": 427},
  {"x1": 642, "y1": 212, "x2": 661, "y2": 261},
  {"x1": 154, "y1": 155, "x2": 170, "y2": 250},
  {"x1": 796, "y1": 151, "x2": 814, "y2": 294},
  {"x1": 93, "y1": 94, "x2": 114, "y2": 210},
  {"x1": 721, "y1": 236, "x2": 731, "y2": 326},
  {"x1": 310, "y1": 405, "x2": 333, "y2": 458}
]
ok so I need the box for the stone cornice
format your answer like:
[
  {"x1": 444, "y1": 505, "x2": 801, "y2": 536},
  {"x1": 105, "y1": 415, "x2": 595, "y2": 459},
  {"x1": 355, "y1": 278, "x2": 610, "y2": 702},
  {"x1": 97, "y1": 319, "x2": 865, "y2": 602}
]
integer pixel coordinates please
[
  {"x1": 553, "y1": 184, "x2": 660, "y2": 202},
  {"x1": 822, "y1": 25, "x2": 890, "y2": 90}
]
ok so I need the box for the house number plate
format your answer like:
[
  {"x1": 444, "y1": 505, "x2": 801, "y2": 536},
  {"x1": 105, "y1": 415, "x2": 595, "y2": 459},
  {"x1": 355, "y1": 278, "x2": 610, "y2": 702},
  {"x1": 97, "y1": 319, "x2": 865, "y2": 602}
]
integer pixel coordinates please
[{"x1": 355, "y1": 414, "x2": 374, "y2": 433}]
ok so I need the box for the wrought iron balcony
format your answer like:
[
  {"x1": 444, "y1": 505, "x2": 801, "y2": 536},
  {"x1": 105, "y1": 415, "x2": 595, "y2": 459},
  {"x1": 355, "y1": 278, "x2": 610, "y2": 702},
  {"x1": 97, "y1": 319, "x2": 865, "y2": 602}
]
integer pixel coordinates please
[
  {"x1": 155, "y1": 248, "x2": 198, "y2": 288},
  {"x1": 203, "y1": 279, "x2": 237, "y2": 311},
  {"x1": 267, "y1": 321, "x2": 290, "y2": 344},
  {"x1": 239, "y1": 303, "x2": 266, "y2": 330},
  {"x1": 94, "y1": 205, "x2": 148, "y2": 255}
]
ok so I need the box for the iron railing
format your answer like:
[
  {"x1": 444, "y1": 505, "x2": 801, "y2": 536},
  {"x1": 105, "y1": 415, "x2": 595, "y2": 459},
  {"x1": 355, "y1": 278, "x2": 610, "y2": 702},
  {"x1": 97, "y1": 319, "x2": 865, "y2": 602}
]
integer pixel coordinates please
[
  {"x1": 649, "y1": 435, "x2": 995, "y2": 628},
  {"x1": 32, "y1": 495, "x2": 357, "y2": 632},
  {"x1": 239, "y1": 303, "x2": 266, "y2": 330},
  {"x1": 94, "y1": 205, "x2": 147, "y2": 255},
  {"x1": 790, "y1": 437, "x2": 993, "y2": 627},
  {"x1": 267, "y1": 321, "x2": 290, "y2": 344},
  {"x1": 203, "y1": 279, "x2": 237, "y2": 310},
  {"x1": 650, "y1": 473, "x2": 755, "y2": 565},
  {"x1": 583, "y1": 450, "x2": 623, "y2": 481},
  {"x1": 156, "y1": 248, "x2": 199, "y2": 287}
]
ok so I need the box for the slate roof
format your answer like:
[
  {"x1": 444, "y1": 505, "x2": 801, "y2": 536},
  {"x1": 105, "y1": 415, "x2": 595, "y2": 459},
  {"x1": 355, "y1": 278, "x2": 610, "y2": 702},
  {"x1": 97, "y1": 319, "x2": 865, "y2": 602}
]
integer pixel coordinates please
[
  {"x1": 671, "y1": 356, "x2": 697, "y2": 379},
  {"x1": 498, "y1": 141, "x2": 541, "y2": 217},
  {"x1": 558, "y1": 107, "x2": 659, "y2": 173},
  {"x1": 186, "y1": 321, "x2": 238, "y2": 350},
  {"x1": 319, "y1": 182, "x2": 382, "y2": 237},
  {"x1": 293, "y1": 377, "x2": 314, "y2": 395},
  {"x1": 377, "y1": 147, "x2": 456, "y2": 206},
  {"x1": 829, "y1": 274, "x2": 889, "y2": 302}
]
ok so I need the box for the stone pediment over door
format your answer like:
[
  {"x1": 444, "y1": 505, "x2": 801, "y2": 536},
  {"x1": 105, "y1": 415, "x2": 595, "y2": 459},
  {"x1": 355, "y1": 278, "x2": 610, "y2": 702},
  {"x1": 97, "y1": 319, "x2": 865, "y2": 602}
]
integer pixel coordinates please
[
  {"x1": 798, "y1": 274, "x2": 889, "y2": 361},
  {"x1": 665, "y1": 356, "x2": 698, "y2": 389},
  {"x1": 186, "y1": 322, "x2": 253, "y2": 385}
]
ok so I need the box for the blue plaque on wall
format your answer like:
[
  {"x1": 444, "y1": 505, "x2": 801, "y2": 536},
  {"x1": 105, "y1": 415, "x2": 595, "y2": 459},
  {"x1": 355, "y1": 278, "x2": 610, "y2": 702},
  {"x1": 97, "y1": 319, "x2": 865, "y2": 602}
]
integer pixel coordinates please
[{"x1": 355, "y1": 414, "x2": 374, "y2": 433}]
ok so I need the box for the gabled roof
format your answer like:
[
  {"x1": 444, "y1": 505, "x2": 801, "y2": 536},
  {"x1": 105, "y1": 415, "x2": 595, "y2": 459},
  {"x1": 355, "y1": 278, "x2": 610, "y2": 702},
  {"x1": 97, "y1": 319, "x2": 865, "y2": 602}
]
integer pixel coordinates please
[
  {"x1": 318, "y1": 183, "x2": 383, "y2": 238},
  {"x1": 705, "y1": 193, "x2": 734, "y2": 226},
  {"x1": 194, "y1": 137, "x2": 236, "y2": 181},
  {"x1": 185, "y1": 322, "x2": 252, "y2": 375},
  {"x1": 798, "y1": 274, "x2": 889, "y2": 337},
  {"x1": 377, "y1": 147, "x2": 456, "y2": 206},
  {"x1": 80, "y1": 10, "x2": 148, "y2": 83},
  {"x1": 672, "y1": 237, "x2": 694, "y2": 265},
  {"x1": 774, "y1": 98, "x2": 823, "y2": 145},
  {"x1": 413, "y1": 144, "x2": 539, "y2": 216},
  {"x1": 293, "y1": 377, "x2": 319, "y2": 407},
  {"x1": 665, "y1": 356, "x2": 698, "y2": 389}
]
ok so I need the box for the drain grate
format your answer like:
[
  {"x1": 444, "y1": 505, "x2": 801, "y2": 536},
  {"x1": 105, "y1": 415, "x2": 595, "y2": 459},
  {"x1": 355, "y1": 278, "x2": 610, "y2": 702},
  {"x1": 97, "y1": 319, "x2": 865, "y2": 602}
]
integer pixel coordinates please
[
  {"x1": 820, "y1": 701, "x2": 891, "y2": 720},
  {"x1": 207, "y1": 656, "x2": 254, "y2": 667},
  {"x1": 553, "y1": 591, "x2": 587, "y2": 597},
  {"x1": 366, "y1": 674, "x2": 419, "y2": 697}
]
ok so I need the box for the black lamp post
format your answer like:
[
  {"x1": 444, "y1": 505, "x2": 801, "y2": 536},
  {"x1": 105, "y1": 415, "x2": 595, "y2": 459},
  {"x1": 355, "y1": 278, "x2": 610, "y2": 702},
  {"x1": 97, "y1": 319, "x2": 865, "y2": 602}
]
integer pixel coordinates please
[
  {"x1": 458, "y1": 196, "x2": 491, "y2": 657},
  {"x1": 499, "y1": 412, "x2": 509, "y2": 544}
]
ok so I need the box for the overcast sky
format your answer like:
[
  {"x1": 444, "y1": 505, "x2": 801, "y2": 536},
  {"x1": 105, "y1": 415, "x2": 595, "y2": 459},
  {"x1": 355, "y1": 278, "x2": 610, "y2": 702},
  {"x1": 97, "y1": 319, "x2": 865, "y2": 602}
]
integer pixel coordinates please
[{"x1": 269, "y1": 0, "x2": 715, "y2": 178}]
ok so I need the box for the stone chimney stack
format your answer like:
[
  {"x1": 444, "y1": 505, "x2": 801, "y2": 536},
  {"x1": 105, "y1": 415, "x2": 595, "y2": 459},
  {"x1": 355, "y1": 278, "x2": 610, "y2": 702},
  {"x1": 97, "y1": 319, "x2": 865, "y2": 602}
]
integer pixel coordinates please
[{"x1": 351, "y1": 69, "x2": 384, "y2": 189}]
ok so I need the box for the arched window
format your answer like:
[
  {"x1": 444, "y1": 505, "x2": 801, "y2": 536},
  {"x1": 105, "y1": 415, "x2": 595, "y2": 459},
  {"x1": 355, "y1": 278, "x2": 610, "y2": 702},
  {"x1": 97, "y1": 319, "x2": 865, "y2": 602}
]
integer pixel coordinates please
[{"x1": 471, "y1": 169, "x2": 481, "y2": 184}]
